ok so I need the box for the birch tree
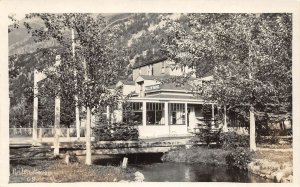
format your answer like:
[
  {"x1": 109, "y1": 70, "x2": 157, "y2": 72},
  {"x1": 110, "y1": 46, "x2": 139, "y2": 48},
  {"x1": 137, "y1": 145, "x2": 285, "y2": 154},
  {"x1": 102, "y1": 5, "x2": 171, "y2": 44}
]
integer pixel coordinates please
[{"x1": 25, "y1": 13, "x2": 127, "y2": 164}]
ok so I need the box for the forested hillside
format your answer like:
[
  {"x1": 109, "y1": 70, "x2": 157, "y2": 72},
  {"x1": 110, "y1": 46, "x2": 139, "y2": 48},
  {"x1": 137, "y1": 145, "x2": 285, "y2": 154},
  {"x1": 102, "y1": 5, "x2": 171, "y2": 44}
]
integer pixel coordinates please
[
  {"x1": 9, "y1": 13, "x2": 292, "y2": 129},
  {"x1": 8, "y1": 13, "x2": 186, "y2": 127}
]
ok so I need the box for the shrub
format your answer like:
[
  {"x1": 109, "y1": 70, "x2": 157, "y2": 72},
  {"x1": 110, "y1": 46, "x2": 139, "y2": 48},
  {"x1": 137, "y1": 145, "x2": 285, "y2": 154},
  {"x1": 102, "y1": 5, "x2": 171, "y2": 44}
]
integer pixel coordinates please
[
  {"x1": 162, "y1": 146, "x2": 230, "y2": 165},
  {"x1": 93, "y1": 122, "x2": 139, "y2": 141},
  {"x1": 269, "y1": 130, "x2": 280, "y2": 144},
  {"x1": 225, "y1": 147, "x2": 252, "y2": 170},
  {"x1": 220, "y1": 132, "x2": 249, "y2": 150},
  {"x1": 198, "y1": 127, "x2": 222, "y2": 146}
]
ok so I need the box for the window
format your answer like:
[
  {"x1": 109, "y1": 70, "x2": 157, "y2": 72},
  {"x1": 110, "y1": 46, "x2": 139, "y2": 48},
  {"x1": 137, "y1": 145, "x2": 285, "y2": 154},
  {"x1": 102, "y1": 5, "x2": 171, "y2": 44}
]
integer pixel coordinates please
[
  {"x1": 148, "y1": 64, "x2": 153, "y2": 75},
  {"x1": 146, "y1": 103, "x2": 164, "y2": 125},
  {"x1": 169, "y1": 103, "x2": 186, "y2": 125},
  {"x1": 123, "y1": 102, "x2": 143, "y2": 125},
  {"x1": 171, "y1": 111, "x2": 176, "y2": 124},
  {"x1": 162, "y1": 61, "x2": 165, "y2": 74},
  {"x1": 138, "y1": 82, "x2": 144, "y2": 97}
]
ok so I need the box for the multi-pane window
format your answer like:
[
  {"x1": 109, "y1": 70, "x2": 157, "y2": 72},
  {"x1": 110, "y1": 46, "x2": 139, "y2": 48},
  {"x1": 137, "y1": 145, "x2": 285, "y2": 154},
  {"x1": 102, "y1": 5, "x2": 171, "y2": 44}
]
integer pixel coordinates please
[
  {"x1": 169, "y1": 103, "x2": 185, "y2": 125},
  {"x1": 123, "y1": 102, "x2": 143, "y2": 125},
  {"x1": 138, "y1": 82, "x2": 144, "y2": 97},
  {"x1": 131, "y1": 102, "x2": 143, "y2": 124},
  {"x1": 162, "y1": 61, "x2": 165, "y2": 73},
  {"x1": 146, "y1": 103, "x2": 164, "y2": 125}
]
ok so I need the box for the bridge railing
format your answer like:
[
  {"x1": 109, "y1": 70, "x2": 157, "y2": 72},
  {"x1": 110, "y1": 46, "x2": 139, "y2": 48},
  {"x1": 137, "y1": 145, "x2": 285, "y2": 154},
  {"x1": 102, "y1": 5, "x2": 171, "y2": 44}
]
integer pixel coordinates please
[
  {"x1": 9, "y1": 128, "x2": 87, "y2": 138},
  {"x1": 9, "y1": 128, "x2": 33, "y2": 137}
]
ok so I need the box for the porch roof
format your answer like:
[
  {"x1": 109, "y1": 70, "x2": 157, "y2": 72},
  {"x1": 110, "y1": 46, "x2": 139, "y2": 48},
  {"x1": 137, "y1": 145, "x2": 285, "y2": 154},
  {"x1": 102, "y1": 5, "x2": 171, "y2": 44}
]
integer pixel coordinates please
[
  {"x1": 146, "y1": 94, "x2": 201, "y2": 100},
  {"x1": 127, "y1": 94, "x2": 212, "y2": 104}
]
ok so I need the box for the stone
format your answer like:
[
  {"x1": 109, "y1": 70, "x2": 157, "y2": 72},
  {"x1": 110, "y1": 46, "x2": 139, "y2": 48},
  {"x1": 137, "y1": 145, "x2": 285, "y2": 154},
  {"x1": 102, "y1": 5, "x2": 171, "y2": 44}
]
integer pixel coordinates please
[
  {"x1": 134, "y1": 171, "x2": 145, "y2": 182},
  {"x1": 65, "y1": 154, "x2": 70, "y2": 165},
  {"x1": 274, "y1": 172, "x2": 284, "y2": 182},
  {"x1": 286, "y1": 175, "x2": 293, "y2": 182}
]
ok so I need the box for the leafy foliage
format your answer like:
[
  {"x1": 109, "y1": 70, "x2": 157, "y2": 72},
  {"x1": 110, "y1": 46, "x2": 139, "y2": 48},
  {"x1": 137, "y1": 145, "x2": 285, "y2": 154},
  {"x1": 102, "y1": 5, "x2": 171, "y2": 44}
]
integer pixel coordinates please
[
  {"x1": 220, "y1": 132, "x2": 250, "y2": 150},
  {"x1": 225, "y1": 147, "x2": 252, "y2": 170},
  {"x1": 11, "y1": 13, "x2": 133, "y2": 133},
  {"x1": 161, "y1": 13, "x2": 292, "y2": 121},
  {"x1": 92, "y1": 122, "x2": 139, "y2": 141}
]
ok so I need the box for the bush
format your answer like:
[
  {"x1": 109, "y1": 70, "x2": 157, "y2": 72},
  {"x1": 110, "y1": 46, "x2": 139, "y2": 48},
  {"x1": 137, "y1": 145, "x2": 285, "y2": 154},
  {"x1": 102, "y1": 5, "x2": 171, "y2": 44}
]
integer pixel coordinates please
[
  {"x1": 162, "y1": 146, "x2": 230, "y2": 165},
  {"x1": 93, "y1": 122, "x2": 139, "y2": 141},
  {"x1": 220, "y1": 132, "x2": 249, "y2": 150},
  {"x1": 197, "y1": 128, "x2": 222, "y2": 146},
  {"x1": 225, "y1": 147, "x2": 252, "y2": 170}
]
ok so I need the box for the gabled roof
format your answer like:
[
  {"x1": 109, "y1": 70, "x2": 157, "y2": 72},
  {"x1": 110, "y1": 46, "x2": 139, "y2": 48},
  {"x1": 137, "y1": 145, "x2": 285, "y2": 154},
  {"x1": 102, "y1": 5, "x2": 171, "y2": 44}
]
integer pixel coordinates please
[
  {"x1": 160, "y1": 82, "x2": 193, "y2": 91},
  {"x1": 132, "y1": 57, "x2": 168, "y2": 69},
  {"x1": 118, "y1": 80, "x2": 135, "y2": 85}
]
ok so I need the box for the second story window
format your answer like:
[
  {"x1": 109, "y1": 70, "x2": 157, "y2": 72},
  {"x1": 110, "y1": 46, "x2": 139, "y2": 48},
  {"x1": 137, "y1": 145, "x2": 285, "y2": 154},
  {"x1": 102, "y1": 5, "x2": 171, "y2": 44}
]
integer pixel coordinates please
[
  {"x1": 162, "y1": 61, "x2": 165, "y2": 74},
  {"x1": 148, "y1": 64, "x2": 153, "y2": 75}
]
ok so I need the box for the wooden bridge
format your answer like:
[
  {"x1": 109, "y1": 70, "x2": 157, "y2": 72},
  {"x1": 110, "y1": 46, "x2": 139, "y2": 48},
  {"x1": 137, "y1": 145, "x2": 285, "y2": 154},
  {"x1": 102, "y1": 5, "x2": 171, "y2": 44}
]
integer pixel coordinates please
[{"x1": 9, "y1": 134, "x2": 193, "y2": 160}]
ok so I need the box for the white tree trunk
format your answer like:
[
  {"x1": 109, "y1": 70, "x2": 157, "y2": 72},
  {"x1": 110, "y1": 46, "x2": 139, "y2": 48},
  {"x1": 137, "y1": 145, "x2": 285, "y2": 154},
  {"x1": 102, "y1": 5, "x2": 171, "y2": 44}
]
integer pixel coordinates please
[
  {"x1": 72, "y1": 29, "x2": 81, "y2": 139},
  {"x1": 223, "y1": 105, "x2": 228, "y2": 132},
  {"x1": 54, "y1": 96, "x2": 60, "y2": 156},
  {"x1": 85, "y1": 106, "x2": 92, "y2": 165},
  {"x1": 250, "y1": 106, "x2": 256, "y2": 151},
  {"x1": 75, "y1": 97, "x2": 80, "y2": 138},
  {"x1": 32, "y1": 69, "x2": 38, "y2": 145}
]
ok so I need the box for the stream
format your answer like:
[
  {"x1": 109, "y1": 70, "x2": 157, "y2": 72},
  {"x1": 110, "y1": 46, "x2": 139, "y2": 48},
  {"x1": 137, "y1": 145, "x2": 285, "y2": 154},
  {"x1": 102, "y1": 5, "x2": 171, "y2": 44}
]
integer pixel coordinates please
[{"x1": 92, "y1": 153, "x2": 273, "y2": 182}]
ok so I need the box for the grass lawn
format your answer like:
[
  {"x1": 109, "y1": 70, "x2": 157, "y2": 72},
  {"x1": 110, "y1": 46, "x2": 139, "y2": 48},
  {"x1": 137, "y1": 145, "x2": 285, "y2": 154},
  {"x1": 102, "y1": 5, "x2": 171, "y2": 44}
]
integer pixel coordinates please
[
  {"x1": 10, "y1": 158, "x2": 135, "y2": 183},
  {"x1": 257, "y1": 143, "x2": 292, "y2": 149}
]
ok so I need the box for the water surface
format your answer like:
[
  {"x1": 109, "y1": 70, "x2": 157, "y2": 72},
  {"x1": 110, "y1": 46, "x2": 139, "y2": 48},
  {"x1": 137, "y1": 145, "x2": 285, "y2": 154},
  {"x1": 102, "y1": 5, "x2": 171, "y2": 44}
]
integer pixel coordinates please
[{"x1": 92, "y1": 153, "x2": 272, "y2": 182}]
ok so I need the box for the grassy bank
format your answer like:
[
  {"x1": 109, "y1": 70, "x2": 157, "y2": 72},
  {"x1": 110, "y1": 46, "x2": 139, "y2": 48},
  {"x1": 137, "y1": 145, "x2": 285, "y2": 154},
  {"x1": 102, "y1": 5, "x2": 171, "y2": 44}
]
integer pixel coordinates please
[
  {"x1": 162, "y1": 146, "x2": 230, "y2": 166},
  {"x1": 10, "y1": 158, "x2": 135, "y2": 183},
  {"x1": 249, "y1": 149, "x2": 293, "y2": 182}
]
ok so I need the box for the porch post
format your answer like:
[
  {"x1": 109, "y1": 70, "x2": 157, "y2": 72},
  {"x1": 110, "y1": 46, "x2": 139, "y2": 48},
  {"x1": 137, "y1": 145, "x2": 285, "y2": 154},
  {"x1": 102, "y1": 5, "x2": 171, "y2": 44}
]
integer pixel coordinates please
[
  {"x1": 211, "y1": 103, "x2": 215, "y2": 125},
  {"x1": 142, "y1": 101, "x2": 146, "y2": 126},
  {"x1": 185, "y1": 103, "x2": 188, "y2": 127},
  {"x1": 164, "y1": 102, "x2": 169, "y2": 126}
]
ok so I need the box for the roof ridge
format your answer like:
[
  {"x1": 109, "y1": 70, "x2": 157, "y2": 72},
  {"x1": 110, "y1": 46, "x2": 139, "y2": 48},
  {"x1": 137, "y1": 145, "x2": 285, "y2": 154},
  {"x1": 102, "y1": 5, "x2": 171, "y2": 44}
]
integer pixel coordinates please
[{"x1": 132, "y1": 57, "x2": 168, "y2": 69}]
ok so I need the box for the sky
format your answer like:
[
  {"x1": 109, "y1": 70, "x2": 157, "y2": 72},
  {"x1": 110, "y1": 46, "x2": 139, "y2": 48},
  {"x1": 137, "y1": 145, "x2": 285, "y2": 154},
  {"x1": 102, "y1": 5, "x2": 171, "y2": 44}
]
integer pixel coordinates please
[{"x1": 8, "y1": 13, "x2": 26, "y2": 25}]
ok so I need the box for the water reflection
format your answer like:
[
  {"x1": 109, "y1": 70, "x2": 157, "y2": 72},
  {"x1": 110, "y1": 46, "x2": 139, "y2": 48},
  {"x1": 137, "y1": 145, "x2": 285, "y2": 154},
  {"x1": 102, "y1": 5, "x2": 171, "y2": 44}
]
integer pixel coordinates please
[
  {"x1": 130, "y1": 162, "x2": 271, "y2": 182},
  {"x1": 92, "y1": 154, "x2": 272, "y2": 182}
]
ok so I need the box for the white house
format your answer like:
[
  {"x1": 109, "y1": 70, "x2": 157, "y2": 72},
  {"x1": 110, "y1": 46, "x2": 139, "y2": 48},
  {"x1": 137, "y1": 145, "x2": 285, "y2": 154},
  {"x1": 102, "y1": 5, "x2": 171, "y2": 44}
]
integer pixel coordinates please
[{"x1": 110, "y1": 58, "x2": 217, "y2": 138}]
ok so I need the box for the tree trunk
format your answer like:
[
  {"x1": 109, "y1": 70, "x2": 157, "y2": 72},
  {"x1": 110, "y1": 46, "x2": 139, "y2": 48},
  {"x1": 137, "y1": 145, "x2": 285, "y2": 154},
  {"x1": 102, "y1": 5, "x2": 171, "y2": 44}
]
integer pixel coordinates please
[
  {"x1": 32, "y1": 69, "x2": 38, "y2": 145},
  {"x1": 75, "y1": 98, "x2": 80, "y2": 139},
  {"x1": 54, "y1": 96, "x2": 60, "y2": 156},
  {"x1": 223, "y1": 105, "x2": 228, "y2": 132},
  {"x1": 72, "y1": 28, "x2": 81, "y2": 139},
  {"x1": 85, "y1": 106, "x2": 92, "y2": 165},
  {"x1": 250, "y1": 106, "x2": 256, "y2": 151}
]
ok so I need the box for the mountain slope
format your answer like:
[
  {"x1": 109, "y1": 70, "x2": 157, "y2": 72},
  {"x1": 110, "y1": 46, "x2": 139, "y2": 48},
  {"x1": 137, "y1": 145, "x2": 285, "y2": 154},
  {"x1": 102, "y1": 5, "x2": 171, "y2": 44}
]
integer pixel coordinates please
[{"x1": 8, "y1": 13, "x2": 183, "y2": 127}]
